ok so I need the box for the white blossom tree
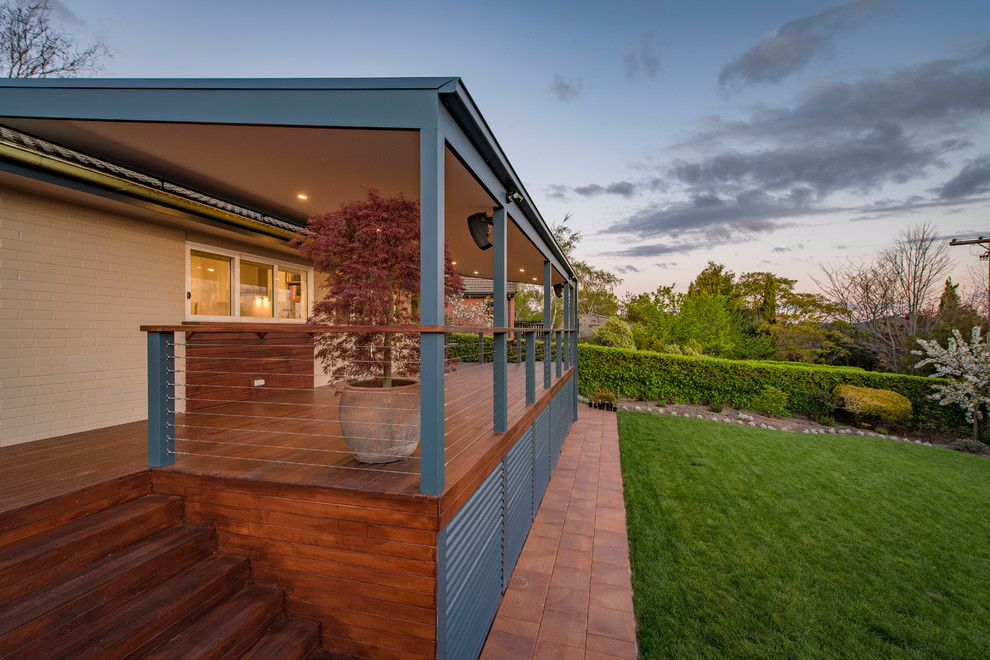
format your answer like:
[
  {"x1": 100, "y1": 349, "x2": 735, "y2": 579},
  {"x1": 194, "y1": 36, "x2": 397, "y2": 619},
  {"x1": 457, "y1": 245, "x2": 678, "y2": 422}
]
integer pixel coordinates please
[{"x1": 913, "y1": 327, "x2": 990, "y2": 442}]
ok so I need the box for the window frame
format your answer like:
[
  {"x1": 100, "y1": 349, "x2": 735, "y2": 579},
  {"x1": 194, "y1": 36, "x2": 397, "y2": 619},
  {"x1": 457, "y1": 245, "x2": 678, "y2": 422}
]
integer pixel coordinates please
[{"x1": 185, "y1": 242, "x2": 313, "y2": 323}]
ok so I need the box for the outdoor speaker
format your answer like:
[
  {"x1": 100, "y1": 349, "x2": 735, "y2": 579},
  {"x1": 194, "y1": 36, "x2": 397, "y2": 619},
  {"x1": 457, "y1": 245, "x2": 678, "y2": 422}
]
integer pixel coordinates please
[{"x1": 467, "y1": 212, "x2": 493, "y2": 250}]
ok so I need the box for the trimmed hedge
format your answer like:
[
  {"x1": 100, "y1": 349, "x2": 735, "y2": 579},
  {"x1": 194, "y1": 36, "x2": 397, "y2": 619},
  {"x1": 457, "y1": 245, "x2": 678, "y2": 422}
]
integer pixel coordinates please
[
  {"x1": 577, "y1": 344, "x2": 966, "y2": 433},
  {"x1": 446, "y1": 332, "x2": 555, "y2": 364}
]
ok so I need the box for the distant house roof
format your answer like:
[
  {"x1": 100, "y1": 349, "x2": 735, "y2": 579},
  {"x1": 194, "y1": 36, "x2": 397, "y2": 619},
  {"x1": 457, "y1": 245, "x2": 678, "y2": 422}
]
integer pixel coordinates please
[{"x1": 462, "y1": 276, "x2": 516, "y2": 297}]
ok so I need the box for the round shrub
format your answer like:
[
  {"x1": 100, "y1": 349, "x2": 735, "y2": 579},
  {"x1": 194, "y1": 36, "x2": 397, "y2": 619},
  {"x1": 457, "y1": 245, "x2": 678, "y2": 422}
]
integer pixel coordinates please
[
  {"x1": 833, "y1": 384, "x2": 912, "y2": 426},
  {"x1": 591, "y1": 317, "x2": 636, "y2": 350},
  {"x1": 752, "y1": 386, "x2": 788, "y2": 416},
  {"x1": 951, "y1": 438, "x2": 987, "y2": 455}
]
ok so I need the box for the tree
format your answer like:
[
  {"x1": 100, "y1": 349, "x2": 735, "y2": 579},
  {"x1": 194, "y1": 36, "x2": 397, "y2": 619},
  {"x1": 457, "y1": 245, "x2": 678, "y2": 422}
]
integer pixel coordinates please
[
  {"x1": 687, "y1": 261, "x2": 739, "y2": 305},
  {"x1": 293, "y1": 189, "x2": 463, "y2": 386},
  {"x1": 515, "y1": 214, "x2": 621, "y2": 326},
  {"x1": 815, "y1": 222, "x2": 954, "y2": 372},
  {"x1": 914, "y1": 327, "x2": 990, "y2": 442},
  {"x1": 0, "y1": 0, "x2": 109, "y2": 78}
]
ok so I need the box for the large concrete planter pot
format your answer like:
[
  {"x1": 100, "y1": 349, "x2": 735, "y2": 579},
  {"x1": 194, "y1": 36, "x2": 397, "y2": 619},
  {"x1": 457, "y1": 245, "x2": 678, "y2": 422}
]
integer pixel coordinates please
[{"x1": 338, "y1": 378, "x2": 420, "y2": 463}]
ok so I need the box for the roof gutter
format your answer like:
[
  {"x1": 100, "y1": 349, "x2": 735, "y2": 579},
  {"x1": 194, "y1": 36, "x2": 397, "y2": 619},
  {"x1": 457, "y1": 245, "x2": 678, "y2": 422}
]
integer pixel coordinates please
[{"x1": 0, "y1": 138, "x2": 298, "y2": 242}]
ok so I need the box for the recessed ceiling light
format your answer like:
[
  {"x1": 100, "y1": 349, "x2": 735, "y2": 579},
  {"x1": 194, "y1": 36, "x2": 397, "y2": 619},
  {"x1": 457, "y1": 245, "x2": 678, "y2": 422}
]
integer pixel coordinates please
[
  {"x1": 532, "y1": 277, "x2": 537, "y2": 281},
  {"x1": 451, "y1": 261, "x2": 457, "y2": 265},
  {"x1": 473, "y1": 270, "x2": 479, "y2": 275},
  {"x1": 297, "y1": 194, "x2": 308, "y2": 200},
  {"x1": 519, "y1": 268, "x2": 525, "y2": 272}
]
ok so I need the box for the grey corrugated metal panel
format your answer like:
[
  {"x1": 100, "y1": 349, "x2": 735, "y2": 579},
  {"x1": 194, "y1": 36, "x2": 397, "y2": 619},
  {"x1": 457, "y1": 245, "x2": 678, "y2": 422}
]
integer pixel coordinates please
[
  {"x1": 533, "y1": 408, "x2": 551, "y2": 506},
  {"x1": 442, "y1": 465, "x2": 504, "y2": 660},
  {"x1": 503, "y1": 430, "x2": 534, "y2": 586}
]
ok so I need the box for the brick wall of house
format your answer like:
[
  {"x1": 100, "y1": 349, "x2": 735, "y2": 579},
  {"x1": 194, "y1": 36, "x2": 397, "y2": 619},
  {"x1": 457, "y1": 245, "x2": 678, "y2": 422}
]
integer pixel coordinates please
[{"x1": 0, "y1": 186, "x2": 186, "y2": 446}]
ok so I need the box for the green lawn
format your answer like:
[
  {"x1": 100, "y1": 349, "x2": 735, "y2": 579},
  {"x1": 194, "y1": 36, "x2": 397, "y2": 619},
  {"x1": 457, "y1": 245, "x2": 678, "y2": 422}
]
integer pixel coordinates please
[{"x1": 618, "y1": 411, "x2": 990, "y2": 659}]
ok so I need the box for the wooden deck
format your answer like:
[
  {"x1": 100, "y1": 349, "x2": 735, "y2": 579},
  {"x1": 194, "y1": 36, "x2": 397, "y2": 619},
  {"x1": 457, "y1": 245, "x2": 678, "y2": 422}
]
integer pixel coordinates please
[{"x1": 0, "y1": 362, "x2": 575, "y2": 658}]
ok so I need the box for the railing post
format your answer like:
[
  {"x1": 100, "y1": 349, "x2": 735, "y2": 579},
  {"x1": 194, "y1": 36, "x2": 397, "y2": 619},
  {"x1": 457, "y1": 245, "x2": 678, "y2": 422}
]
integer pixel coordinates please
[
  {"x1": 555, "y1": 330, "x2": 562, "y2": 378},
  {"x1": 525, "y1": 330, "x2": 536, "y2": 404},
  {"x1": 543, "y1": 262, "x2": 552, "y2": 389},
  {"x1": 147, "y1": 330, "x2": 175, "y2": 467},
  {"x1": 516, "y1": 331, "x2": 522, "y2": 363},
  {"x1": 477, "y1": 331, "x2": 484, "y2": 365}
]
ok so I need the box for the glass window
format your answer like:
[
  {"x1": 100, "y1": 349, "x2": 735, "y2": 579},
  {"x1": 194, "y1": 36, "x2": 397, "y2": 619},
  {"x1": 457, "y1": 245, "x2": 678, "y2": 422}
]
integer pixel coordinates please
[
  {"x1": 189, "y1": 250, "x2": 232, "y2": 316},
  {"x1": 277, "y1": 267, "x2": 307, "y2": 320},
  {"x1": 239, "y1": 260, "x2": 273, "y2": 318}
]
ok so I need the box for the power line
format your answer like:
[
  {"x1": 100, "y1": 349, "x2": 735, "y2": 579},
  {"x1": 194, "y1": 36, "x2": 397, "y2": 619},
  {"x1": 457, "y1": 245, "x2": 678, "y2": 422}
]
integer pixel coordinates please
[{"x1": 949, "y1": 235, "x2": 990, "y2": 327}]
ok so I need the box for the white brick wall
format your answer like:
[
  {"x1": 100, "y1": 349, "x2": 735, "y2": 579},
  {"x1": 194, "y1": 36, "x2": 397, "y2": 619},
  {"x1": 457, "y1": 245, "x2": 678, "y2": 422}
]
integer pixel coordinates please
[{"x1": 0, "y1": 186, "x2": 186, "y2": 446}]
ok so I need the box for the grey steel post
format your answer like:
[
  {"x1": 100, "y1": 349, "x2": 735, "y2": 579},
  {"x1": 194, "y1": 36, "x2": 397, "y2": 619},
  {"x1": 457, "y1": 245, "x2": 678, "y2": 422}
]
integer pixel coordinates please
[
  {"x1": 493, "y1": 206, "x2": 508, "y2": 432},
  {"x1": 147, "y1": 331, "x2": 175, "y2": 467},
  {"x1": 543, "y1": 261, "x2": 552, "y2": 389},
  {"x1": 420, "y1": 126, "x2": 445, "y2": 495}
]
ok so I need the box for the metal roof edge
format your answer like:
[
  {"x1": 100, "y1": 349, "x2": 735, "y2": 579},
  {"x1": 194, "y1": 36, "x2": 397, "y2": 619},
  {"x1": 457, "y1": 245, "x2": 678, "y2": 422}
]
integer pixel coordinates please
[
  {"x1": 0, "y1": 77, "x2": 462, "y2": 91},
  {"x1": 438, "y1": 79, "x2": 574, "y2": 281}
]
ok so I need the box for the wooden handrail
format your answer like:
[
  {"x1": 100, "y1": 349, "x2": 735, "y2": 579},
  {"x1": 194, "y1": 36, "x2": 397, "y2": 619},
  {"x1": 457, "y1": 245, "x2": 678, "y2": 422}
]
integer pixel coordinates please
[{"x1": 139, "y1": 323, "x2": 576, "y2": 334}]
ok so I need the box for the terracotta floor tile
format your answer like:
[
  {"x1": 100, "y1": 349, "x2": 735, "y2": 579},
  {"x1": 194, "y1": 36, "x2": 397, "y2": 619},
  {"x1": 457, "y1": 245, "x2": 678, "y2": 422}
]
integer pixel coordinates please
[
  {"x1": 492, "y1": 613, "x2": 541, "y2": 639},
  {"x1": 550, "y1": 564, "x2": 592, "y2": 591},
  {"x1": 555, "y1": 547, "x2": 592, "y2": 570},
  {"x1": 510, "y1": 568, "x2": 553, "y2": 596},
  {"x1": 497, "y1": 589, "x2": 546, "y2": 622},
  {"x1": 591, "y1": 561, "x2": 630, "y2": 587},
  {"x1": 588, "y1": 582, "x2": 634, "y2": 613},
  {"x1": 481, "y1": 629, "x2": 536, "y2": 659},
  {"x1": 593, "y1": 529, "x2": 628, "y2": 549},
  {"x1": 538, "y1": 610, "x2": 587, "y2": 648},
  {"x1": 533, "y1": 639, "x2": 586, "y2": 659},
  {"x1": 545, "y1": 585, "x2": 590, "y2": 618},
  {"x1": 587, "y1": 606, "x2": 636, "y2": 641},
  {"x1": 593, "y1": 543, "x2": 630, "y2": 567},
  {"x1": 586, "y1": 631, "x2": 638, "y2": 657},
  {"x1": 558, "y1": 533, "x2": 594, "y2": 552}
]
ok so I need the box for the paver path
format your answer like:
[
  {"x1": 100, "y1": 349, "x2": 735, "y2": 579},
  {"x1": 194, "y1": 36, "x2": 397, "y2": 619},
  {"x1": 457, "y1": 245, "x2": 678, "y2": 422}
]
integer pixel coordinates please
[{"x1": 481, "y1": 406, "x2": 637, "y2": 659}]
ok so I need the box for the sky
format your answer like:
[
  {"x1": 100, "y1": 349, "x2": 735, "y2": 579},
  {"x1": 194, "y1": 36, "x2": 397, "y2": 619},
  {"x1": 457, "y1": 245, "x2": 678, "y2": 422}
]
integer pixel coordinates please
[{"x1": 54, "y1": 0, "x2": 990, "y2": 299}]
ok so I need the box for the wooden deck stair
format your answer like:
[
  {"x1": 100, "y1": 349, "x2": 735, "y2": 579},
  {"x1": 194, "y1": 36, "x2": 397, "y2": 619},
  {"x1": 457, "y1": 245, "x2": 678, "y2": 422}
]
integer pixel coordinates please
[{"x1": 0, "y1": 493, "x2": 321, "y2": 659}]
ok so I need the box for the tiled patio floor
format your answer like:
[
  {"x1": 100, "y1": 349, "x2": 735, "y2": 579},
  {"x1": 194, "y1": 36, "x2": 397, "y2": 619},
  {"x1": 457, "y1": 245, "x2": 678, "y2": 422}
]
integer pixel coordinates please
[{"x1": 480, "y1": 406, "x2": 638, "y2": 659}]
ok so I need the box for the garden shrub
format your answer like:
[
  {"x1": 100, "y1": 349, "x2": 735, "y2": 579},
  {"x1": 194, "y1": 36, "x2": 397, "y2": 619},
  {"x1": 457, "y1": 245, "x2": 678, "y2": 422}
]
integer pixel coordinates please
[
  {"x1": 591, "y1": 317, "x2": 635, "y2": 350},
  {"x1": 951, "y1": 438, "x2": 988, "y2": 454},
  {"x1": 833, "y1": 384, "x2": 912, "y2": 426},
  {"x1": 806, "y1": 390, "x2": 841, "y2": 422},
  {"x1": 577, "y1": 344, "x2": 967, "y2": 434},
  {"x1": 752, "y1": 386, "x2": 788, "y2": 416},
  {"x1": 661, "y1": 343, "x2": 683, "y2": 355}
]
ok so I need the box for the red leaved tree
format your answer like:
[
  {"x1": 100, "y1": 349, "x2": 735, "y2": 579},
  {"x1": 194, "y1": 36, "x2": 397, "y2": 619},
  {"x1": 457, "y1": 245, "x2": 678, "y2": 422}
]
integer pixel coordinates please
[{"x1": 294, "y1": 189, "x2": 463, "y2": 386}]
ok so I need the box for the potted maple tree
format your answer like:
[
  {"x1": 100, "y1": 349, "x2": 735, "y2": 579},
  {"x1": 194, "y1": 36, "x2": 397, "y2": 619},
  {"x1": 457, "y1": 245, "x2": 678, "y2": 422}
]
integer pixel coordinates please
[{"x1": 294, "y1": 189, "x2": 463, "y2": 463}]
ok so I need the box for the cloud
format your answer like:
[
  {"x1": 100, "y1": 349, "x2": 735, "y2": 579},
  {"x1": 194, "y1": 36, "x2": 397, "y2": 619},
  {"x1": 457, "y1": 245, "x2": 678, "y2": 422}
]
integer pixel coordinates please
[
  {"x1": 772, "y1": 243, "x2": 805, "y2": 253},
  {"x1": 544, "y1": 184, "x2": 570, "y2": 200},
  {"x1": 624, "y1": 33, "x2": 661, "y2": 81},
  {"x1": 574, "y1": 181, "x2": 637, "y2": 198},
  {"x1": 551, "y1": 74, "x2": 584, "y2": 101},
  {"x1": 670, "y1": 123, "x2": 942, "y2": 199},
  {"x1": 615, "y1": 265, "x2": 640, "y2": 274},
  {"x1": 939, "y1": 156, "x2": 990, "y2": 199},
  {"x1": 718, "y1": 0, "x2": 889, "y2": 87}
]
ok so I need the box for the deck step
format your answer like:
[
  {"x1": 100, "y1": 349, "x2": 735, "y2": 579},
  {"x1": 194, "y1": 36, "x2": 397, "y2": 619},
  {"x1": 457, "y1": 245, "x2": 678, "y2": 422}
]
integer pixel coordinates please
[
  {"x1": 32, "y1": 553, "x2": 250, "y2": 660},
  {"x1": 0, "y1": 523, "x2": 216, "y2": 656},
  {"x1": 144, "y1": 583, "x2": 284, "y2": 660},
  {"x1": 0, "y1": 494, "x2": 183, "y2": 600},
  {"x1": 242, "y1": 617, "x2": 323, "y2": 660},
  {"x1": 0, "y1": 486, "x2": 326, "y2": 659}
]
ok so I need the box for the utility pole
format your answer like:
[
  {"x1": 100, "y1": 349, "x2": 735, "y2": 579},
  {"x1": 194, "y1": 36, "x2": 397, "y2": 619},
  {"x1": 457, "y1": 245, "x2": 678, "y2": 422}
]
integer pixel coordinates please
[{"x1": 949, "y1": 235, "x2": 990, "y2": 330}]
